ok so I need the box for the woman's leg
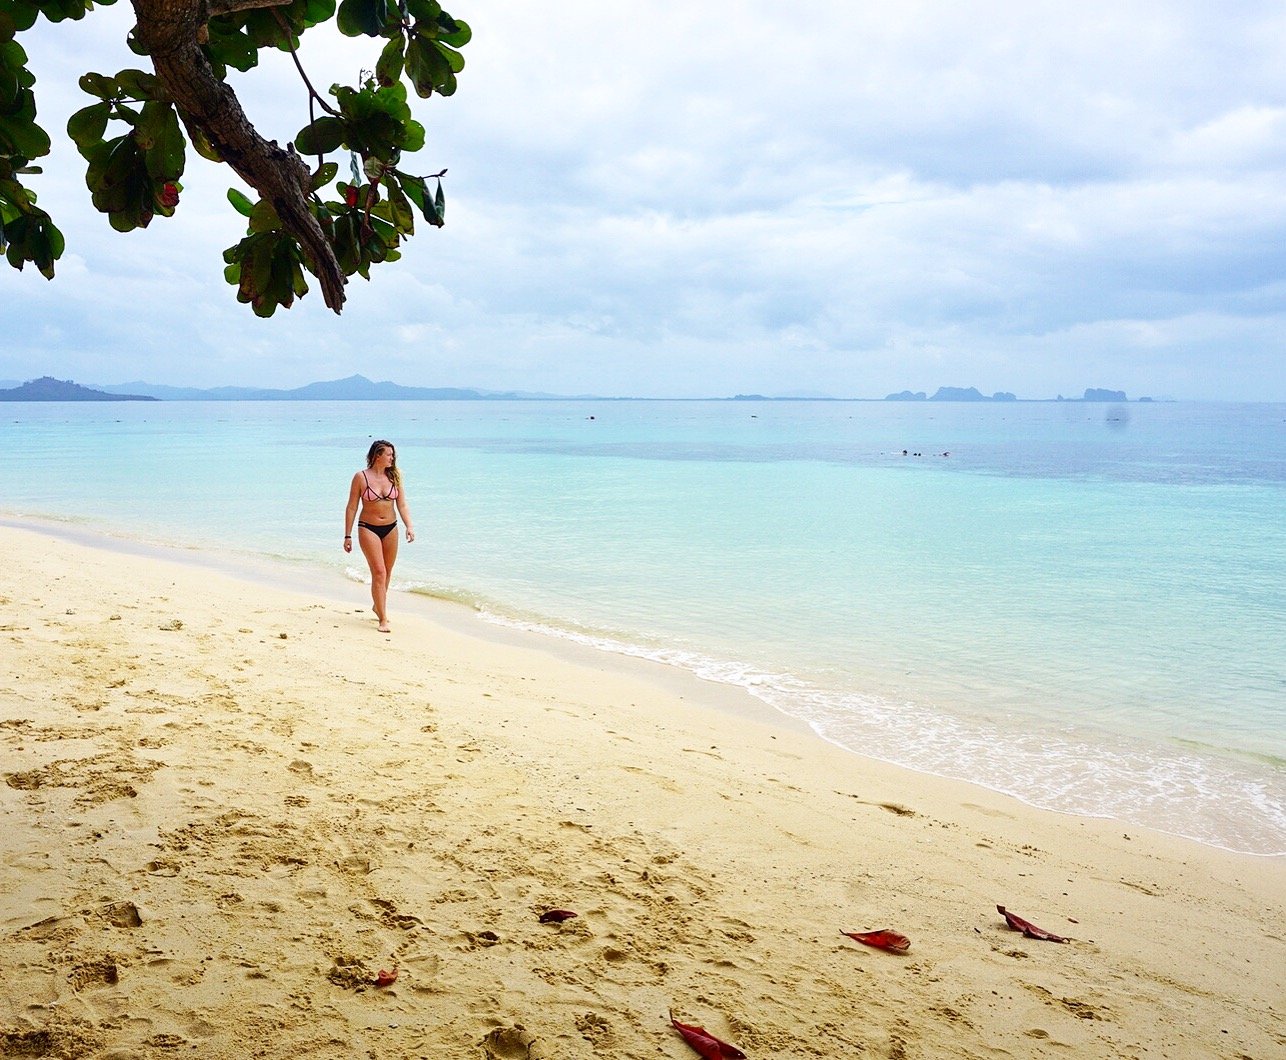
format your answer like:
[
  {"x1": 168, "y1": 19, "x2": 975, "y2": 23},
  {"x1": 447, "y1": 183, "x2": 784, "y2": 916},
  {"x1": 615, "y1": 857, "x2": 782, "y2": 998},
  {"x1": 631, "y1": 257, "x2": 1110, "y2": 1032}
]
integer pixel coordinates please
[
  {"x1": 358, "y1": 527, "x2": 390, "y2": 630},
  {"x1": 379, "y1": 527, "x2": 400, "y2": 629}
]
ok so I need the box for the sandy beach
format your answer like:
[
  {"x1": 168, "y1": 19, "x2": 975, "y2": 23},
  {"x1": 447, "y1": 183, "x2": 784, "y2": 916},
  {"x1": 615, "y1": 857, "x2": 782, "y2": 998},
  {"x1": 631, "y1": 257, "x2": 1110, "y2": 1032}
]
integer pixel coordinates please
[{"x1": 1, "y1": 522, "x2": 1282, "y2": 1059}]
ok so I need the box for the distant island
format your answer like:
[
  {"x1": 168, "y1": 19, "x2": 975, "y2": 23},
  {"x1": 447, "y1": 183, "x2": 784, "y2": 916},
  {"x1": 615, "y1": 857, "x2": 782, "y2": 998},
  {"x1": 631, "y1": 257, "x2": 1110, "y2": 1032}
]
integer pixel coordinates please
[
  {"x1": 0, "y1": 377, "x2": 156, "y2": 402},
  {"x1": 84, "y1": 374, "x2": 586, "y2": 401},
  {"x1": 886, "y1": 387, "x2": 1016, "y2": 402},
  {"x1": 0, "y1": 374, "x2": 588, "y2": 402},
  {"x1": 0, "y1": 374, "x2": 1160, "y2": 403},
  {"x1": 885, "y1": 386, "x2": 1150, "y2": 402}
]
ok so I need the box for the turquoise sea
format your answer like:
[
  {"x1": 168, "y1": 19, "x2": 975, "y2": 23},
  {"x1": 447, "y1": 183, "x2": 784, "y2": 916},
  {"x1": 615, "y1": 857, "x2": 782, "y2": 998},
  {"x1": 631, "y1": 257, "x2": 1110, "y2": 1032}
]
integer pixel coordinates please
[{"x1": 3, "y1": 399, "x2": 1283, "y2": 855}]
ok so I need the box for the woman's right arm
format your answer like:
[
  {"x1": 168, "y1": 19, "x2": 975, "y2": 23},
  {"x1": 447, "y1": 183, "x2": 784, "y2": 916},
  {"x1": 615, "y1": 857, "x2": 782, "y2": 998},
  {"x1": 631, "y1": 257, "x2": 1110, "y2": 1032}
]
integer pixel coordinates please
[{"x1": 343, "y1": 473, "x2": 362, "y2": 552}]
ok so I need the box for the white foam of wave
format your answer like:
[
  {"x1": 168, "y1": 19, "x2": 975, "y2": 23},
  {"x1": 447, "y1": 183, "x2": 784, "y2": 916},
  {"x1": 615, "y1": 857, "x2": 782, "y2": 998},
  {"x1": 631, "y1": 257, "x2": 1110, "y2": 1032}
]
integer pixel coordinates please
[{"x1": 477, "y1": 610, "x2": 1286, "y2": 857}]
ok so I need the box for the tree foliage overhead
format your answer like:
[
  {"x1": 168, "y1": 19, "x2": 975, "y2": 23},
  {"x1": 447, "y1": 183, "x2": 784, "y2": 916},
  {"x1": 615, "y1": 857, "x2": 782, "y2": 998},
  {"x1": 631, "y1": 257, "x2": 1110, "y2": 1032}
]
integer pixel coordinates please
[{"x1": 0, "y1": 0, "x2": 469, "y2": 315}]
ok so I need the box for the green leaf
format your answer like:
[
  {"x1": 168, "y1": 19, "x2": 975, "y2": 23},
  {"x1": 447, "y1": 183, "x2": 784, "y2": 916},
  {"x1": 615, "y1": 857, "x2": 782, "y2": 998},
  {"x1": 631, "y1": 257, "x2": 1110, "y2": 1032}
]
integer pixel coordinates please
[
  {"x1": 114, "y1": 68, "x2": 159, "y2": 100},
  {"x1": 152, "y1": 104, "x2": 185, "y2": 180},
  {"x1": 0, "y1": 37, "x2": 28, "y2": 67},
  {"x1": 126, "y1": 27, "x2": 150, "y2": 57},
  {"x1": 383, "y1": 175, "x2": 413, "y2": 232},
  {"x1": 0, "y1": 206, "x2": 63, "y2": 279},
  {"x1": 36, "y1": 0, "x2": 97, "y2": 24},
  {"x1": 375, "y1": 34, "x2": 405, "y2": 87},
  {"x1": 249, "y1": 198, "x2": 283, "y2": 233},
  {"x1": 404, "y1": 0, "x2": 441, "y2": 24},
  {"x1": 88, "y1": 134, "x2": 151, "y2": 223},
  {"x1": 404, "y1": 34, "x2": 447, "y2": 98},
  {"x1": 7, "y1": 3, "x2": 40, "y2": 34},
  {"x1": 337, "y1": 0, "x2": 389, "y2": 37},
  {"x1": 437, "y1": 16, "x2": 470, "y2": 47},
  {"x1": 393, "y1": 171, "x2": 443, "y2": 226},
  {"x1": 78, "y1": 72, "x2": 119, "y2": 100},
  {"x1": 437, "y1": 42, "x2": 464, "y2": 73},
  {"x1": 0, "y1": 67, "x2": 20, "y2": 111},
  {"x1": 332, "y1": 211, "x2": 357, "y2": 274},
  {"x1": 202, "y1": 22, "x2": 259, "y2": 73},
  {"x1": 45, "y1": 217, "x2": 64, "y2": 261},
  {"x1": 0, "y1": 91, "x2": 51, "y2": 159},
  {"x1": 134, "y1": 101, "x2": 162, "y2": 148},
  {"x1": 431, "y1": 177, "x2": 444, "y2": 225},
  {"x1": 293, "y1": 115, "x2": 345, "y2": 155},
  {"x1": 109, "y1": 203, "x2": 148, "y2": 232},
  {"x1": 136, "y1": 101, "x2": 184, "y2": 181},
  {"x1": 400, "y1": 119, "x2": 424, "y2": 152},
  {"x1": 309, "y1": 161, "x2": 338, "y2": 191},
  {"x1": 250, "y1": 234, "x2": 274, "y2": 294},
  {"x1": 303, "y1": 0, "x2": 338, "y2": 23},
  {"x1": 187, "y1": 123, "x2": 222, "y2": 163},
  {"x1": 342, "y1": 109, "x2": 402, "y2": 160},
  {"x1": 227, "y1": 187, "x2": 255, "y2": 217},
  {"x1": 66, "y1": 101, "x2": 110, "y2": 148}
]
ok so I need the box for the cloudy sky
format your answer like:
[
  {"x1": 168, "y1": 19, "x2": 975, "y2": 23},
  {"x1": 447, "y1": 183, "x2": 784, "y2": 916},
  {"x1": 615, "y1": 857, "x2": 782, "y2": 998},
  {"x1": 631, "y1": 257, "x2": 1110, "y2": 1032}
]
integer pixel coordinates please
[{"x1": 4, "y1": 1, "x2": 1285, "y2": 398}]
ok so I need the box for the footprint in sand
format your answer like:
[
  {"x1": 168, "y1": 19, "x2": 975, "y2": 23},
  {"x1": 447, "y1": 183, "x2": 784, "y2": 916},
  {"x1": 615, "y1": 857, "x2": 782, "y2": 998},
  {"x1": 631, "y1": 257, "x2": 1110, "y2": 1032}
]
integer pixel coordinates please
[
  {"x1": 574, "y1": 1013, "x2": 613, "y2": 1047},
  {"x1": 144, "y1": 859, "x2": 181, "y2": 879},
  {"x1": 69, "y1": 957, "x2": 120, "y2": 988},
  {"x1": 90, "y1": 900, "x2": 143, "y2": 928},
  {"x1": 17, "y1": 916, "x2": 82, "y2": 946},
  {"x1": 481, "y1": 1025, "x2": 541, "y2": 1059}
]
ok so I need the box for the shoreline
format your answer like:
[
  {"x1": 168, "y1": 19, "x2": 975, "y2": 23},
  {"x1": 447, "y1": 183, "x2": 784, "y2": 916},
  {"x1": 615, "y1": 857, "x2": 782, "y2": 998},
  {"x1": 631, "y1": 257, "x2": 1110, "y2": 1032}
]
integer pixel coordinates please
[
  {"x1": 0, "y1": 514, "x2": 810, "y2": 738},
  {"x1": 6, "y1": 513, "x2": 1283, "y2": 859},
  {"x1": 2, "y1": 521, "x2": 1284, "y2": 1058}
]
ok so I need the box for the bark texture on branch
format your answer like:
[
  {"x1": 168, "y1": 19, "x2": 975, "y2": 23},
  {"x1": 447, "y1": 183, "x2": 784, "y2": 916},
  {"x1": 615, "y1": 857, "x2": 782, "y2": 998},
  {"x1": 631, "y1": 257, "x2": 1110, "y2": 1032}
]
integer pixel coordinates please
[
  {"x1": 205, "y1": 0, "x2": 292, "y2": 15},
  {"x1": 131, "y1": 0, "x2": 347, "y2": 313}
]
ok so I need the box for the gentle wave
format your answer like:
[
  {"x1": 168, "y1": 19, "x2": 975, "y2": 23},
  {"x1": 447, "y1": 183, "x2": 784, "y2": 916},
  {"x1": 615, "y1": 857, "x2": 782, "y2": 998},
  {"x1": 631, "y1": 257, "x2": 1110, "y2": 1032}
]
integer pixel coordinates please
[{"x1": 465, "y1": 606, "x2": 1285, "y2": 857}]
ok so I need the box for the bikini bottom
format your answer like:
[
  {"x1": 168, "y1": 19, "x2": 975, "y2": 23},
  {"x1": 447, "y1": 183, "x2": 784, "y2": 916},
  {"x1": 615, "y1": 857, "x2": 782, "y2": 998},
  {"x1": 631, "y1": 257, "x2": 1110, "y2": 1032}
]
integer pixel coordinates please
[{"x1": 358, "y1": 521, "x2": 397, "y2": 540}]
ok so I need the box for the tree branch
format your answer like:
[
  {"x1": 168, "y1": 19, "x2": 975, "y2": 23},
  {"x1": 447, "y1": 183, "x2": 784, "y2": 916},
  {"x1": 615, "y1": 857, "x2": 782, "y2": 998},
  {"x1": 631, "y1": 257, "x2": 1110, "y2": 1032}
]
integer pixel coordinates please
[
  {"x1": 205, "y1": 0, "x2": 293, "y2": 17},
  {"x1": 272, "y1": 8, "x2": 341, "y2": 119},
  {"x1": 132, "y1": 0, "x2": 347, "y2": 313}
]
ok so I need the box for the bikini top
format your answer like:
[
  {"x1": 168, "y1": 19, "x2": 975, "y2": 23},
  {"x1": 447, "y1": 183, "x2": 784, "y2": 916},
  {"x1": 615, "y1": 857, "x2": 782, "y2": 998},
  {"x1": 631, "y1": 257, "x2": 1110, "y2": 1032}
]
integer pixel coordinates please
[{"x1": 361, "y1": 470, "x2": 399, "y2": 502}]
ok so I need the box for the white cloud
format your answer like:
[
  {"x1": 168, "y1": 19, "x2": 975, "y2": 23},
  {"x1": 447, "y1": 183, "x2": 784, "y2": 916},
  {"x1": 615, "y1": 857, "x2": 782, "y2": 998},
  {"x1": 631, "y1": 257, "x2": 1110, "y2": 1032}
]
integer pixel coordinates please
[
  {"x1": 2, "y1": 0, "x2": 1284, "y2": 397},
  {"x1": 1167, "y1": 106, "x2": 1286, "y2": 172}
]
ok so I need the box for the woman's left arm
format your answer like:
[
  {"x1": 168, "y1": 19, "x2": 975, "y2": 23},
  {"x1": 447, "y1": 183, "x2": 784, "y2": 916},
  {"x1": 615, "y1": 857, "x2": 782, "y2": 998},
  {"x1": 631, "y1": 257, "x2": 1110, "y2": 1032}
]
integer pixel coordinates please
[{"x1": 397, "y1": 491, "x2": 414, "y2": 542}]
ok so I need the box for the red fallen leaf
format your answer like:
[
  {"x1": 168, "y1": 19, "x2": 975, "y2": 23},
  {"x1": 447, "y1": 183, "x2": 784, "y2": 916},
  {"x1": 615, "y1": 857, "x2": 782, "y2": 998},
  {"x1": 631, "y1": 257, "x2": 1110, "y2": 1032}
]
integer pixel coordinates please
[
  {"x1": 997, "y1": 905, "x2": 1068, "y2": 943},
  {"x1": 841, "y1": 928, "x2": 911, "y2": 954},
  {"x1": 670, "y1": 1011, "x2": 746, "y2": 1060},
  {"x1": 539, "y1": 909, "x2": 578, "y2": 923},
  {"x1": 374, "y1": 967, "x2": 398, "y2": 987}
]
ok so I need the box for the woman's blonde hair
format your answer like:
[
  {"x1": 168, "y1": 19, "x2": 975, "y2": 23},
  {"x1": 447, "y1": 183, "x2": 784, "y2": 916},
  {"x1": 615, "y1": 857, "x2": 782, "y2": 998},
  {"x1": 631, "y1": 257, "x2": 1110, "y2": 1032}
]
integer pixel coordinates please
[{"x1": 366, "y1": 440, "x2": 401, "y2": 491}]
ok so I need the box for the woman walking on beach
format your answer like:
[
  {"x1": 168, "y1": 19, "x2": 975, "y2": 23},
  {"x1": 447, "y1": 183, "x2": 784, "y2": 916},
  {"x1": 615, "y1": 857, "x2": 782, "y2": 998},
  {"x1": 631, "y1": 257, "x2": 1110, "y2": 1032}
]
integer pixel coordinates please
[{"x1": 344, "y1": 440, "x2": 414, "y2": 632}]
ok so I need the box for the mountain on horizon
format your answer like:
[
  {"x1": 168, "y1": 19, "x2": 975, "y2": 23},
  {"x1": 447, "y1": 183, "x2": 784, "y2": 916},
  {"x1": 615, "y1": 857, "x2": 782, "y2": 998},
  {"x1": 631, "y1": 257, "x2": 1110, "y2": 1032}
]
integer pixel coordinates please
[
  {"x1": 4, "y1": 373, "x2": 1159, "y2": 402},
  {"x1": 0, "y1": 376, "x2": 156, "y2": 402},
  {"x1": 91, "y1": 374, "x2": 597, "y2": 401}
]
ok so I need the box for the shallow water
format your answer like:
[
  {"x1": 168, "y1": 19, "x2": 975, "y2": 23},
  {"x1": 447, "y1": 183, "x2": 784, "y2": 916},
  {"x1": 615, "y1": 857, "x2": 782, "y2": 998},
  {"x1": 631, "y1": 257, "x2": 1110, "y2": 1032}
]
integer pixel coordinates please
[{"x1": 5, "y1": 398, "x2": 1283, "y2": 853}]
